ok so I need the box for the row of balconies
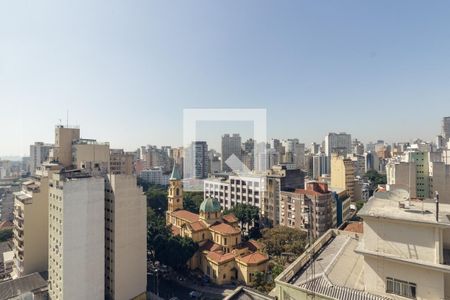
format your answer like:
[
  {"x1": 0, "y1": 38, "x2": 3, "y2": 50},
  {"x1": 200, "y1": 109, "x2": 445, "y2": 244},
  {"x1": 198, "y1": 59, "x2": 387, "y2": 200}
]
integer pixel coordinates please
[
  {"x1": 13, "y1": 228, "x2": 24, "y2": 242},
  {"x1": 13, "y1": 219, "x2": 24, "y2": 231}
]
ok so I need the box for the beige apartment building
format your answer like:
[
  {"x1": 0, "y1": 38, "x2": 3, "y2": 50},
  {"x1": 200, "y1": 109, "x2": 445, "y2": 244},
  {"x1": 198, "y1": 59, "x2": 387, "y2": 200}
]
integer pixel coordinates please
[
  {"x1": 72, "y1": 139, "x2": 110, "y2": 171},
  {"x1": 52, "y1": 125, "x2": 80, "y2": 168},
  {"x1": 280, "y1": 182, "x2": 333, "y2": 238},
  {"x1": 330, "y1": 153, "x2": 355, "y2": 200},
  {"x1": 12, "y1": 178, "x2": 49, "y2": 278},
  {"x1": 110, "y1": 149, "x2": 134, "y2": 175},
  {"x1": 274, "y1": 188, "x2": 450, "y2": 300},
  {"x1": 48, "y1": 170, "x2": 105, "y2": 300},
  {"x1": 105, "y1": 174, "x2": 147, "y2": 300}
]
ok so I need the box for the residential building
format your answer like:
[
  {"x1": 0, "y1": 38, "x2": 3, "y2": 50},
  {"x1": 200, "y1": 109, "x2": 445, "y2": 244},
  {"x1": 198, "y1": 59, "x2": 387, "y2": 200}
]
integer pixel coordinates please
[
  {"x1": 221, "y1": 134, "x2": 242, "y2": 172},
  {"x1": 204, "y1": 173, "x2": 266, "y2": 211},
  {"x1": 52, "y1": 125, "x2": 80, "y2": 168},
  {"x1": 280, "y1": 181, "x2": 333, "y2": 238},
  {"x1": 442, "y1": 116, "x2": 450, "y2": 141},
  {"x1": 139, "y1": 167, "x2": 170, "y2": 186},
  {"x1": 348, "y1": 153, "x2": 365, "y2": 177},
  {"x1": 30, "y1": 142, "x2": 53, "y2": 174},
  {"x1": 324, "y1": 132, "x2": 352, "y2": 157},
  {"x1": 110, "y1": 149, "x2": 134, "y2": 175},
  {"x1": 274, "y1": 189, "x2": 450, "y2": 300},
  {"x1": 166, "y1": 166, "x2": 269, "y2": 286},
  {"x1": 72, "y1": 139, "x2": 110, "y2": 171},
  {"x1": 184, "y1": 141, "x2": 209, "y2": 179},
  {"x1": 263, "y1": 165, "x2": 305, "y2": 226},
  {"x1": 105, "y1": 174, "x2": 146, "y2": 300},
  {"x1": 312, "y1": 153, "x2": 327, "y2": 179},
  {"x1": 48, "y1": 169, "x2": 105, "y2": 300},
  {"x1": 12, "y1": 167, "x2": 57, "y2": 279},
  {"x1": 330, "y1": 154, "x2": 355, "y2": 200}
]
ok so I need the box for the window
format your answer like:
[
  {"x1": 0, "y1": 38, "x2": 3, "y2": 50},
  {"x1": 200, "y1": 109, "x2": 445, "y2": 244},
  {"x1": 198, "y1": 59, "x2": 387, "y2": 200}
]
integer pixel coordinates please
[{"x1": 386, "y1": 277, "x2": 416, "y2": 299}]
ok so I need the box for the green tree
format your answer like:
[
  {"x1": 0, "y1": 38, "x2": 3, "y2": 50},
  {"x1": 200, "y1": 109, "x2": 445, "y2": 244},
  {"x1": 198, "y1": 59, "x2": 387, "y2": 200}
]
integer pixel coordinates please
[
  {"x1": 183, "y1": 191, "x2": 204, "y2": 213},
  {"x1": 364, "y1": 170, "x2": 387, "y2": 185},
  {"x1": 259, "y1": 226, "x2": 307, "y2": 257},
  {"x1": 224, "y1": 203, "x2": 260, "y2": 231},
  {"x1": 146, "y1": 185, "x2": 168, "y2": 213},
  {"x1": 147, "y1": 207, "x2": 171, "y2": 257},
  {"x1": 154, "y1": 235, "x2": 198, "y2": 270},
  {"x1": 0, "y1": 229, "x2": 12, "y2": 242}
]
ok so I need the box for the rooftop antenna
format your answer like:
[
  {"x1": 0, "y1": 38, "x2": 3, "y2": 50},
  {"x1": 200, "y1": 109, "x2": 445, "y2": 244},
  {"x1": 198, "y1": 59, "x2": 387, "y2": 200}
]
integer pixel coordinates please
[{"x1": 66, "y1": 110, "x2": 69, "y2": 127}]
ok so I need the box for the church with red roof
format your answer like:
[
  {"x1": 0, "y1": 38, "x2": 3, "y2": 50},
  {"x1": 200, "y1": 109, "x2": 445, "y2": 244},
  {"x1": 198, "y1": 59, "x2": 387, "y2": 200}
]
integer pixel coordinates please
[{"x1": 165, "y1": 165, "x2": 269, "y2": 285}]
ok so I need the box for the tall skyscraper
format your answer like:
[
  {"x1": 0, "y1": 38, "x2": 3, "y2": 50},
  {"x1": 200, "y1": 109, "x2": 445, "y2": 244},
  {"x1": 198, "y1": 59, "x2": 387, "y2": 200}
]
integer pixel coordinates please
[
  {"x1": 442, "y1": 116, "x2": 450, "y2": 141},
  {"x1": 184, "y1": 141, "x2": 208, "y2": 179},
  {"x1": 221, "y1": 134, "x2": 242, "y2": 172}
]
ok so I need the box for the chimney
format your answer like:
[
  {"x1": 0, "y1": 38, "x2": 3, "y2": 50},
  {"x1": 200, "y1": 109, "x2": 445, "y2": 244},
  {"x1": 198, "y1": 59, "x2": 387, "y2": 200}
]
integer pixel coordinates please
[{"x1": 435, "y1": 191, "x2": 440, "y2": 222}]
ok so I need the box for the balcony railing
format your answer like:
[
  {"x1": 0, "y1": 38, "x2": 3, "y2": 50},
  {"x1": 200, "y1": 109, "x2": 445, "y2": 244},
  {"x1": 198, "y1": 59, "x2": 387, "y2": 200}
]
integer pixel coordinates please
[
  {"x1": 13, "y1": 229, "x2": 23, "y2": 242},
  {"x1": 13, "y1": 219, "x2": 24, "y2": 231}
]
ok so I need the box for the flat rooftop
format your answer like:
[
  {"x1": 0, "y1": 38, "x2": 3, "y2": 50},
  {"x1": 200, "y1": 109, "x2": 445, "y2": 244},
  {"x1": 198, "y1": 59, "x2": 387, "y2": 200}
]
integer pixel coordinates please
[
  {"x1": 277, "y1": 230, "x2": 391, "y2": 300},
  {"x1": 358, "y1": 189, "x2": 450, "y2": 226}
]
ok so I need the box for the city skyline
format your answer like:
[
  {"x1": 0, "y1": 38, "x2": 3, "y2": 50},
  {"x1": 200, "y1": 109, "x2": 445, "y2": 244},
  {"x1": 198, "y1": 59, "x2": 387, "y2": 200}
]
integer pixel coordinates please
[{"x1": 2, "y1": 1, "x2": 450, "y2": 156}]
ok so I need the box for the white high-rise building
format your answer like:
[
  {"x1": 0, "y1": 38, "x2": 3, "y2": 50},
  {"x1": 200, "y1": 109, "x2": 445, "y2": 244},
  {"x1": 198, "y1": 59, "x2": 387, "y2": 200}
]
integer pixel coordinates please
[
  {"x1": 105, "y1": 174, "x2": 147, "y2": 300},
  {"x1": 48, "y1": 170, "x2": 105, "y2": 300},
  {"x1": 29, "y1": 142, "x2": 53, "y2": 175}
]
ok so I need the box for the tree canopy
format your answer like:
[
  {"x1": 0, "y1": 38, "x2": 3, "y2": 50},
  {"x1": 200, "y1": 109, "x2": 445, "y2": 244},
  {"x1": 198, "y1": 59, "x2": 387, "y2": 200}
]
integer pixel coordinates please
[
  {"x1": 364, "y1": 170, "x2": 387, "y2": 185},
  {"x1": 224, "y1": 203, "x2": 259, "y2": 228},
  {"x1": 0, "y1": 229, "x2": 12, "y2": 242},
  {"x1": 258, "y1": 226, "x2": 307, "y2": 257},
  {"x1": 183, "y1": 191, "x2": 204, "y2": 214},
  {"x1": 147, "y1": 207, "x2": 198, "y2": 270},
  {"x1": 145, "y1": 185, "x2": 168, "y2": 214}
]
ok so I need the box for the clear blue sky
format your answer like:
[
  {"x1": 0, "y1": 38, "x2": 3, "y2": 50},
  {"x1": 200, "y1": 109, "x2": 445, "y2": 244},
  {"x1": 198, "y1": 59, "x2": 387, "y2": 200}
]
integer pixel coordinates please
[{"x1": 1, "y1": 1, "x2": 450, "y2": 156}]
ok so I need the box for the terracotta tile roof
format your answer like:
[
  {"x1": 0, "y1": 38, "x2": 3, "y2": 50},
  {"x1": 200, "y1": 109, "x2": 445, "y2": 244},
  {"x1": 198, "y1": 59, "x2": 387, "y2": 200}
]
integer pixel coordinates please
[
  {"x1": 171, "y1": 225, "x2": 180, "y2": 236},
  {"x1": 210, "y1": 222, "x2": 240, "y2": 235},
  {"x1": 237, "y1": 252, "x2": 269, "y2": 265},
  {"x1": 343, "y1": 222, "x2": 363, "y2": 234},
  {"x1": 246, "y1": 239, "x2": 262, "y2": 251},
  {"x1": 188, "y1": 220, "x2": 208, "y2": 232},
  {"x1": 200, "y1": 240, "x2": 223, "y2": 252},
  {"x1": 172, "y1": 210, "x2": 199, "y2": 223},
  {"x1": 235, "y1": 239, "x2": 262, "y2": 251},
  {"x1": 223, "y1": 213, "x2": 238, "y2": 224},
  {"x1": 207, "y1": 251, "x2": 236, "y2": 264}
]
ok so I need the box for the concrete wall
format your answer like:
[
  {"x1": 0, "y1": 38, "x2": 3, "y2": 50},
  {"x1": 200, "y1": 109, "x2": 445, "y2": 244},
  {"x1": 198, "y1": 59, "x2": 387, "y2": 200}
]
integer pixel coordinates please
[
  {"x1": 62, "y1": 177, "x2": 105, "y2": 300},
  {"x1": 22, "y1": 177, "x2": 49, "y2": 275},
  {"x1": 108, "y1": 174, "x2": 147, "y2": 300},
  {"x1": 363, "y1": 218, "x2": 437, "y2": 263},
  {"x1": 363, "y1": 255, "x2": 445, "y2": 300},
  {"x1": 74, "y1": 143, "x2": 110, "y2": 170}
]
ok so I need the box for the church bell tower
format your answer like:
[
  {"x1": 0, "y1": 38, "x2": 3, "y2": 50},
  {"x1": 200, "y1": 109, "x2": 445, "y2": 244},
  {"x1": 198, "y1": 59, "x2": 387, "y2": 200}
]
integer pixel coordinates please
[{"x1": 166, "y1": 164, "x2": 183, "y2": 222}]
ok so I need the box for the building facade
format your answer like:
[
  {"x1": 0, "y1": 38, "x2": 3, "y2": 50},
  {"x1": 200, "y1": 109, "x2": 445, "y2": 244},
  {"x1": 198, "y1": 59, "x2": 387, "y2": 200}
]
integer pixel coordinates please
[
  {"x1": 48, "y1": 170, "x2": 105, "y2": 300},
  {"x1": 221, "y1": 134, "x2": 242, "y2": 172},
  {"x1": 105, "y1": 174, "x2": 147, "y2": 300}
]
